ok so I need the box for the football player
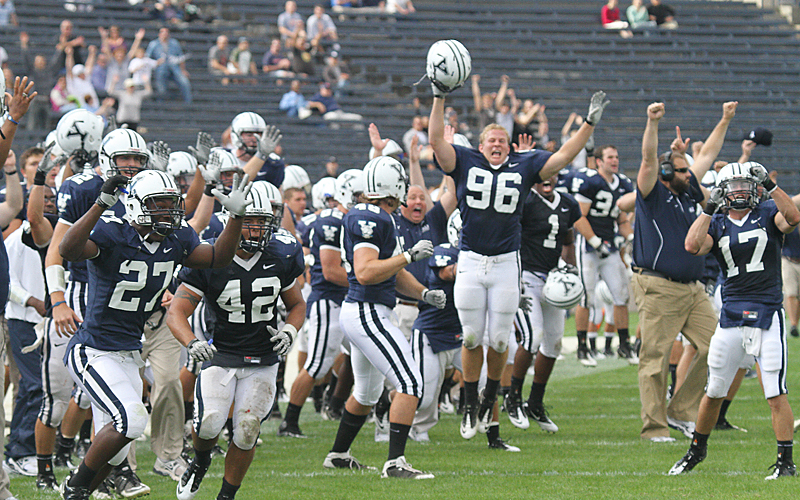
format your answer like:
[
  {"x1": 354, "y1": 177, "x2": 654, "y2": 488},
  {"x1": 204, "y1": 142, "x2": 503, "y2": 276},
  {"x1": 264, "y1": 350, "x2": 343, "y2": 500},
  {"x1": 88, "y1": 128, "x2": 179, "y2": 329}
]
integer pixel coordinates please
[
  {"x1": 671, "y1": 162, "x2": 799, "y2": 479},
  {"x1": 229, "y1": 112, "x2": 285, "y2": 188},
  {"x1": 321, "y1": 156, "x2": 445, "y2": 479},
  {"x1": 429, "y1": 83, "x2": 607, "y2": 440},
  {"x1": 57, "y1": 169, "x2": 250, "y2": 500},
  {"x1": 169, "y1": 181, "x2": 305, "y2": 500}
]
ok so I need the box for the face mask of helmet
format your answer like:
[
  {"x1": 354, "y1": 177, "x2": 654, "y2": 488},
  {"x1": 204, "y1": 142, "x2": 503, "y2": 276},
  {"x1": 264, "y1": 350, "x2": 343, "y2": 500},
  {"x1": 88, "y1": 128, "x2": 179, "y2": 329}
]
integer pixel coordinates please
[
  {"x1": 110, "y1": 153, "x2": 149, "y2": 179},
  {"x1": 136, "y1": 194, "x2": 185, "y2": 236}
]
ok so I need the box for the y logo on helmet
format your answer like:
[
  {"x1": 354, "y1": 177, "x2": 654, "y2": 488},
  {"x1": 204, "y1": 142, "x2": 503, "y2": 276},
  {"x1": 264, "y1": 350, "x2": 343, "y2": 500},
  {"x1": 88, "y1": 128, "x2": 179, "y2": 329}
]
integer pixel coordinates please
[{"x1": 357, "y1": 220, "x2": 376, "y2": 239}]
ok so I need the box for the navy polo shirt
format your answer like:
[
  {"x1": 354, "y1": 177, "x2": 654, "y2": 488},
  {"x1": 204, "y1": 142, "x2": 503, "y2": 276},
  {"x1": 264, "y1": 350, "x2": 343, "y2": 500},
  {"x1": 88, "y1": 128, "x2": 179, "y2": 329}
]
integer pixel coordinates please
[{"x1": 782, "y1": 228, "x2": 800, "y2": 260}]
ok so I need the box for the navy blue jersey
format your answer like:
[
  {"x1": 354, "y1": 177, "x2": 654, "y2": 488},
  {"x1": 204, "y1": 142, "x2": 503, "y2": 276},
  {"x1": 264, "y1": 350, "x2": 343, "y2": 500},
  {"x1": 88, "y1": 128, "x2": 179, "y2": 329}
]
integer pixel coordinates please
[
  {"x1": 574, "y1": 170, "x2": 634, "y2": 248},
  {"x1": 307, "y1": 208, "x2": 347, "y2": 307},
  {"x1": 520, "y1": 190, "x2": 582, "y2": 274},
  {"x1": 393, "y1": 202, "x2": 448, "y2": 301},
  {"x1": 69, "y1": 214, "x2": 201, "y2": 352},
  {"x1": 782, "y1": 226, "x2": 800, "y2": 260},
  {"x1": 412, "y1": 243, "x2": 461, "y2": 353},
  {"x1": 633, "y1": 172, "x2": 706, "y2": 282},
  {"x1": 554, "y1": 167, "x2": 574, "y2": 194},
  {"x1": 254, "y1": 153, "x2": 285, "y2": 188},
  {"x1": 343, "y1": 203, "x2": 400, "y2": 308},
  {"x1": 199, "y1": 212, "x2": 225, "y2": 241},
  {"x1": 708, "y1": 201, "x2": 784, "y2": 329},
  {"x1": 437, "y1": 145, "x2": 552, "y2": 256},
  {"x1": 561, "y1": 166, "x2": 591, "y2": 195},
  {"x1": 179, "y1": 228, "x2": 304, "y2": 368},
  {"x1": 297, "y1": 212, "x2": 317, "y2": 247}
]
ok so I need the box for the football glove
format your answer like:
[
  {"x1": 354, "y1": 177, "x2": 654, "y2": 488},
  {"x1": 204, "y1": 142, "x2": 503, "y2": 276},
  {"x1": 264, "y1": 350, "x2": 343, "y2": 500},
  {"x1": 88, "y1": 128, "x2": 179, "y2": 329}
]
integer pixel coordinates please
[
  {"x1": 748, "y1": 163, "x2": 776, "y2": 193},
  {"x1": 586, "y1": 91, "x2": 610, "y2": 126},
  {"x1": 187, "y1": 339, "x2": 216, "y2": 363},
  {"x1": 96, "y1": 174, "x2": 128, "y2": 209},
  {"x1": 269, "y1": 324, "x2": 297, "y2": 356},
  {"x1": 34, "y1": 142, "x2": 66, "y2": 186},
  {"x1": 148, "y1": 141, "x2": 171, "y2": 172},
  {"x1": 211, "y1": 173, "x2": 253, "y2": 217},
  {"x1": 405, "y1": 240, "x2": 434, "y2": 263},
  {"x1": 421, "y1": 288, "x2": 447, "y2": 309},
  {"x1": 704, "y1": 186, "x2": 725, "y2": 216},
  {"x1": 188, "y1": 131, "x2": 216, "y2": 166},
  {"x1": 256, "y1": 125, "x2": 282, "y2": 160}
]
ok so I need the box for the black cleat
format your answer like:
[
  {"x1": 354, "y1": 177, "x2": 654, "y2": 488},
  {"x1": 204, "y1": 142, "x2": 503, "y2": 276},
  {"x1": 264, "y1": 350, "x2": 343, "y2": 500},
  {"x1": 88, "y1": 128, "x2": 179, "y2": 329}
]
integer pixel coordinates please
[
  {"x1": 668, "y1": 447, "x2": 707, "y2": 475},
  {"x1": 37, "y1": 472, "x2": 59, "y2": 491},
  {"x1": 766, "y1": 460, "x2": 797, "y2": 480},
  {"x1": 715, "y1": 418, "x2": 747, "y2": 432},
  {"x1": 277, "y1": 420, "x2": 307, "y2": 438}
]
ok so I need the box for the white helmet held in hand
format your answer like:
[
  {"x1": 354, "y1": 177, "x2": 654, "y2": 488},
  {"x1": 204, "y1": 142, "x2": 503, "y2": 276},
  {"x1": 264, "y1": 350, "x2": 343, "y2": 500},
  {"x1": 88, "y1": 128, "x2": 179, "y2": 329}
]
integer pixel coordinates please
[
  {"x1": 282, "y1": 164, "x2": 311, "y2": 192},
  {"x1": 230, "y1": 112, "x2": 267, "y2": 153},
  {"x1": 167, "y1": 151, "x2": 198, "y2": 195},
  {"x1": 542, "y1": 268, "x2": 585, "y2": 309},
  {"x1": 311, "y1": 177, "x2": 337, "y2": 211},
  {"x1": 125, "y1": 170, "x2": 185, "y2": 236},
  {"x1": 426, "y1": 39, "x2": 471, "y2": 93},
  {"x1": 99, "y1": 128, "x2": 150, "y2": 179},
  {"x1": 334, "y1": 169, "x2": 365, "y2": 210},
  {"x1": 447, "y1": 208, "x2": 462, "y2": 247},
  {"x1": 363, "y1": 156, "x2": 408, "y2": 203},
  {"x1": 56, "y1": 109, "x2": 105, "y2": 155}
]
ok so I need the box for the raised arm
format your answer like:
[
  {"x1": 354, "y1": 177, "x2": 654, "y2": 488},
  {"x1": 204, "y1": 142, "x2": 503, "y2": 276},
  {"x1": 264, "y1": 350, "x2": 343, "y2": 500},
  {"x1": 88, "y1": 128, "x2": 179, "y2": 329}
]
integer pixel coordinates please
[
  {"x1": 429, "y1": 96, "x2": 456, "y2": 173},
  {"x1": 690, "y1": 101, "x2": 738, "y2": 182},
  {"x1": 637, "y1": 102, "x2": 664, "y2": 198},
  {"x1": 471, "y1": 74, "x2": 482, "y2": 112}
]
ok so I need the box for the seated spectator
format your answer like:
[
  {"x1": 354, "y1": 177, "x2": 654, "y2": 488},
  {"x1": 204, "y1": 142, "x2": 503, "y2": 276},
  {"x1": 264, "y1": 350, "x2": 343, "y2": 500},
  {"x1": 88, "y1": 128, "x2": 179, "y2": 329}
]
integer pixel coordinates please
[
  {"x1": 289, "y1": 31, "x2": 315, "y2": 77},
  {"x1": 146, "y1": 26, "x2": 192, "y2": 103},
  {"x1": 386, "y1": 0, "x2": 414, "y2": 14},
  {"x1": 402, "y1": 115, "x2": 428, "y2": 153},
  {"x1": 322, "y1": 51, "x2": 349, "y2": 96},
  {"x1": 208, "y1": 34, "x2": 232, "y2": 85},
  {"x1": 302, "y1": 82, "x2": 362, "y2": 123},
  {"x1": 278, "y1": 1, "x2": 304, "y2": 48},
  {"x1": 279, "y1": 79, "x2": 306, "y2": 117},
  {"x1": 66, "y1": 45, "x2": 99, "y2": 110},
  {"x1": 0, "y1": 0, "x2": 18, "y2": 27},
  {"x1": 602, "y1": 0, "x2": 633, "y2": 38},
  {"x1": 128, "y1": 46, "x2": 157, "y2": 86},
  {"x1": 110, "y1": 78, "x2": 152, "y2": 132},
  {"x1": 648, "y1": 0, "x2": 677, "y2": 29},
  {"x1": 228, "y1": 37, "x2": 258, "y2": 83},
  {"x1": 103, "y1": 27, "x2": 145, "y2": 94},
  {"x1": 306, "y1": 4, "x2": 338, "y2": 54},
  {"x1": 262, "y1": 38, "x2": 294, "y2": 81},
  {"x1": 330, "y1": 0, "x2": 354, "y2": 11},
  {"x1": 627, "y1": 0, "x2": 656, "y2": 29},
  {"x1": 20, "y1": 31, "x2": 59, "y2": 130},
  {"x1": 50, "y1": 74, "x2": 79, "y2": 114}
]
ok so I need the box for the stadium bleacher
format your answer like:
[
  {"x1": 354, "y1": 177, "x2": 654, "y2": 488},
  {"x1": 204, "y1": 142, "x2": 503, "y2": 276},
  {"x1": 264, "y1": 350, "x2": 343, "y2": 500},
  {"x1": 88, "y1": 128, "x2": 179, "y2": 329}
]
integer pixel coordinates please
[{"x1": 3, "y1": 0, "x2": 800, "y2": 189}]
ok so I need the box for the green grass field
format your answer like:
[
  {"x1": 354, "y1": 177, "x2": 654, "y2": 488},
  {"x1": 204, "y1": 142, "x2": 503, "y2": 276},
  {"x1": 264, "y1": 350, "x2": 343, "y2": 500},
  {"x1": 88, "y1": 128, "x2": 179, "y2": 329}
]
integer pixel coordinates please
[{"x1": 10, "y1": 314, "x2": 800, "y2": 499}]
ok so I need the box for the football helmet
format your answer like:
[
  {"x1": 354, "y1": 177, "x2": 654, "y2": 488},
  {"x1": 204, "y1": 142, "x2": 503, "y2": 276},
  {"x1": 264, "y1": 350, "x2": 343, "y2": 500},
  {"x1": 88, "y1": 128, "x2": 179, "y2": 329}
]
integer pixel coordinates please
[
  {"x1": 166, "y1": 151, "x2": 197, "y2": 195},
  {"x1": 99, "y1": 129, "x2": 150, "y2": 179},
  {"x1": 55, "y1": 109, "x2": 104, "y2": 156},
  {"x1": 311, "y1": 177, "x2": 337, "y2": 211},
  {"x1": 334, "y1": 169, "x2": 365, "y2": 210},
  {"x1": 363, "y1": 156, "x2": 408, "y2": 203},
  {"x1": 238, "y1": 181, "x2": 283, "y2": 252},
  {"x1": 452, "y1": 133, "x2": 473, "y2": 149},
  {"x1": 43, "y1": 130, "x2": 66, "y2": 158},
  {"x1": 426, "y1": 39, "x2": 471, "y2": 93},
  {"x1": 447, "y1": 208, "x2": 462, "y2": 247},
  {"x1": 207, "y1": 147, "x2": 241, "y2": 191},
  {"x1": 368, "y1": 139, "x2": 404, "y2": 161},
  {"x1": 125, "y1": 170, "x2": 185, "y2": 236},
  {"x1": 717, "y1": 162, "x2": 758, "y2": 211},
  {"x1": 230, "y1": 112, "x2": 266, "y2": 154},
  {"x1": 542, "y1": 268, "x2": 585, "y2": 309},
  {"x1": 282, "y1": 164, "x2": 311, "y2": 192},
  {"x1": 595, "y1": 280, "x2": 614, "y2": 306}
]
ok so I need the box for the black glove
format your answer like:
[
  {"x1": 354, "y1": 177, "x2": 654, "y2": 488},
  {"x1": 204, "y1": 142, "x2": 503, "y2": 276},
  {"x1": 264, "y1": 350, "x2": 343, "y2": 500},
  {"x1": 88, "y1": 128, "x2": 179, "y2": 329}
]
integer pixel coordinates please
[
  {"x1": 97, "y1": 174, "x2": 128, "y2": 209},
  {"x1": 704, "y1": 186, "x2": 725, "y2": 216}
]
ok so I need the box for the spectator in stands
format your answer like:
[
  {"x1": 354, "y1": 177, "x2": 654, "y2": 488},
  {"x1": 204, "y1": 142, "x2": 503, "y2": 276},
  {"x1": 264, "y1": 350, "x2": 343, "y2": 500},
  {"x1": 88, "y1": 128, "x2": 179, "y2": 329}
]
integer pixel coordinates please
[
  {"x1": 278, "y1": 1, "x2": 305, "y2": 48},
  {"x1": 495, "y1": 75, "x2": 519, "y2": 138},
  {"x1": 402, "y1": 115, "x2": 428, "y2": 154},
  {"x1": 0, "y1": 0, "x2": 18, "y2": 27},
  {"x1": 627, "y1": 0, "x2": 657, "y2": 29},
  {"x1": 182, "y1": 0, "x2": 205, "y2": 23},
  {"x1": 445, "y1": 106, "x2": 471, "y2": 140},
  {"x1": 279, "y1": 79, "x2": 307, "y2": 118},
  {"x1": 146, "y1": 26, "x2": 192, "y2": 104},
  {"x1": 307, "y1": 4, "x2": 338, "y2": 54},
  {"x1": 65, "y1": 46, "x2": 99, "y2": 110},
  {"x1": 262, "y1": 38, "x2": 294, "y2": 81},
  {"x1": 152, "y1": 0, "x2": 184, "y2": 25},
  {"x1": 103, "y1": 25, "x2": 127, "y2": 53},
  {"x1": 322, "y1": 51, "x2": 349, "y2": 96},
  {"x1": 128, "y1": 45, "x2": 157, "y2": 86},
  {"x1": 289, "y1": 31, "x2": 315, "y2": 77},
  {"x1": 91, "y1": 51, "x2": 109, "y2": 98},
  {"x1": 649, "y1": 0, "x2": 677, "y2": 29},
  {"x1": 470, "y1": 74, "x2": 496, "y2": 132},
  {"x1": 303, "y1": 81, "x2": 363, "y2": 123},
  {"x1": 110, "y1": 78, "x2": 152, "y2": 132},
  {"x1": 515, "y1": 99, "x2": 542, "y2": 139},
  {"x1": 331, "y1": 0, "x2": 354, "y2": 11},
  {"x1": 602, "y1": 0, "x2": 633, "y2": 38},
  {"x1": 20, "y1": 31, "x2": 59, "y2": 130},
  {"x1": 387, "y1": 0, "x2": 415, "y2": 14},
  {"x1": 54, "y1": 19, "x2": 85, "y2": 68},
  {"x1": 229, "y1": 37, "x2": 258, "y2": 84},
  {"x1": 325, "y1": 156, "x2": 338, "y2": 177},
  {"x1": 103, "y1": 27, "x2": 145, "y2": 94},
  {"x1": 561, "y1": 112, "x2": 588, "y2": 170},
  {"x1": 50, "y1": 73, "x2": 78, "y2": 114},
  {"x1": 208, "y1": 35, "x2": 233, "y2": 85}
]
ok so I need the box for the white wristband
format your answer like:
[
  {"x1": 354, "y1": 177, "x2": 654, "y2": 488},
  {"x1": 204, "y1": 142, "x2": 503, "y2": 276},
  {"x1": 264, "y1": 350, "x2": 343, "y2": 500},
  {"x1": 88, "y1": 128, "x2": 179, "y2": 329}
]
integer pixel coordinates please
[
  {"x1": 626, "y1": 233, "x2": 634, "y2": 243},
  {"x1": 45, "y1": 265, "x2": 66, "y2": 294},
  {"x1": 588, "y1": 235, "x2": 602, "y2": 249},
  {"x1": 9, "y1": 284, "x2": 31, "y2": 307},
  {"x1": 403, "y1": 251, "x2": 412, "y2": 264},
  {"x1": 282, "y1": 323, "x2": 298, "y2": 342}
]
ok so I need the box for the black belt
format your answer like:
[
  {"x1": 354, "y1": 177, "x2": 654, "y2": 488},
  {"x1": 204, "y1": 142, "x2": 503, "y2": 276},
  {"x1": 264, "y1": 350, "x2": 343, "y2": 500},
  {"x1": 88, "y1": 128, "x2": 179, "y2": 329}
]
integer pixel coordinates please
[{"x1": 631, "y1": 266, "x2": 695, "y2": 285}]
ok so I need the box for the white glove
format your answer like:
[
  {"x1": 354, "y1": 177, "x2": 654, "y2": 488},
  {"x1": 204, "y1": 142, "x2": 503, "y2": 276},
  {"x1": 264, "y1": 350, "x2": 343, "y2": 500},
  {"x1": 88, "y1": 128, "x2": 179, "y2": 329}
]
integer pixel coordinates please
[
  {"x1": 269, "y1": 324, "x2": 297, "y2": 356},
  {"x1": 704, "y1": 186, "x2": 725, "y2": 216},
  {"x1": 519, "y1": 294, "x2": 533, "y2": 313},
  {"x1": 431, "y1": 82, "x2": 447, "y2": 99},
  {"x1": 35, "y1": 142, "x2": 67, "y2": 185},
  {"x1": 586, "y1": 91, "x2": 610, "y2": 126},
  {"x1": 748, "y1": 163, "x2": 776, "y2": 192},
  {"x1": 148, "y1": 141, "x2": 171, "y2": 172},
  {"x1": 96, "y1": 174, "x2": 128, "y2": 209},
  {"x1": 211, "y1": 173, "x2": 253, "y2": 217},
  {"x1": 303, "y1": 253, "x2": 315, "y2": 268},
  {"x1": 405, "y1": 240, "x2": 434, "y2": 263},
  {"x1": 188, "y1": 131, "x2": 216, "y2": 165},
  {"x1": 187, "y1": 339, "x2": 216, "y2": 363},
  {"x1": 421, "y1": 288, "x2": 447, "y2": 309},
  {"x1": 256, "y1": 125, "x2": 282, "y2": 160}
]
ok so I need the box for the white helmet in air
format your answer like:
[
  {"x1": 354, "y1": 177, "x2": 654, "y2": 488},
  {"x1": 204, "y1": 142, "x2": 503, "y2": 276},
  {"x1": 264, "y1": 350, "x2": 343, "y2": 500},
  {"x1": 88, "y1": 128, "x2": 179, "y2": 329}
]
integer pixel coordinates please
[
  {"x1": 311, "y1": 177, "x2": 337, "y2": 211},
  {"x1": 230, "y1": 112, "x2": 266, "y2": 154},
  {"x1": 55, "y1": 109, "x2": 104, "y2": 156},
  {"x1": 125, "y1": 170, "x2": 185, "y2": 236},
  {"x1": 363, "y1": 156, "x2": 408, "y2": 203},
  {"x1": 167, "y1": 152, "x2": 197, "y2": 195},
  {"x1": 447, "y1": 208, "x2": 462, "y2": 247},
  {"x1": 426, "y1": 39, "x2": 471, "y2": 94},
  {"x1": 98, "y1": 128, "x2": 150, "y2": 179},
  {"x1": 334, "y1": 169, "x2": 365, "y2": 210},
  {"x1": 369, "y1": 139, "x2": 404, "y2": 161}
]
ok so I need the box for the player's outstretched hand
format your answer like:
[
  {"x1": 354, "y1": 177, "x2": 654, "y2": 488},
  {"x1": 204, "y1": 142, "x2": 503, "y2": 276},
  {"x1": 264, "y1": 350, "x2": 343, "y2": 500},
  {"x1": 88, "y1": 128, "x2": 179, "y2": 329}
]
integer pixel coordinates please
[
  {"x1": 211, "y1": 173, "x2": 253, "y2": 217},
  {"x1": 257, "y1": 125, "x2": 282, "y2": 159},
  {"x1": 421, "y1": 288, "x2": 447, "y2": 309},
  {"x1": 96, "y1": 174, "x2": 128, "y2": 209},
  {"x1": 188, "y1": 131, "x2": 216, "y2": 165},
  {"x1": 704, "y1": 186, "x2": 725, "y2": 216},
  {"x1": 269, "y1": 325, "x2": 296, "y2": 356},
  {"x1": 586, "y1": 91, "x2": 610, "y2": 126},
  {"x1": 407, "y1": 240, "x2": 434, "y2": 263},
  {"x1": 187, "y1": 339, "x2": 216, "y2": 363},
  {"x1": 148, "y1": 141, "x2": 171, "y2": 172},
  {"x1": 518, "y1": 293, "x2": 534, "y2": 313},
  {"x1": 53, "y1": 302, "x2": 81, "y2": 338},
  {"x1": 34, "y1": 143, "x2": 66, "y2": 185}
]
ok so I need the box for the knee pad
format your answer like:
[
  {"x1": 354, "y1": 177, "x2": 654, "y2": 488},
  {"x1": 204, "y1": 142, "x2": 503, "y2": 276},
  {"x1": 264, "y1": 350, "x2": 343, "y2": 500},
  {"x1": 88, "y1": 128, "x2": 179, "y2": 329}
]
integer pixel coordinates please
[
  {"x1": 122, "y1": 402, "x2": 149, "y2": 440},
  {"x1": 462, "y1": 325, "x2": 481, "y2": 350},
  {"x1": 232, "y1": 414, "x2": 261, "y2": 451},
  {"x1": 489, "y1": 335, "x2": 509, "y2": 354},
  {"x1": 109, "y1": 443, "x2": 132, "y2": 467},
  {"x1": 195, "y1": 409, "x2": 226, "y2": 441},
  {"x1": 73, "y1": 389, "x2": 92, "y2": 410},
  {"x1": 541, "y1": 338, "x2": 563, "y2": 359},
  {"x1": 706, "y1": 375, "x2": 728, "y2": 399},
  {"x1": 44, "y1": 400, "x2": 69, "y2": 428}
]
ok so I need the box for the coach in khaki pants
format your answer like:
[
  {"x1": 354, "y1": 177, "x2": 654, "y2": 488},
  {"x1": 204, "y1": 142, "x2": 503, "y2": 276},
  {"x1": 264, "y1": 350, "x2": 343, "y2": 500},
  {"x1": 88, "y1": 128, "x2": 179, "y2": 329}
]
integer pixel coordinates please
[{"x1": 631, "y1": 100, "x2": 736, "y2": 440}]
